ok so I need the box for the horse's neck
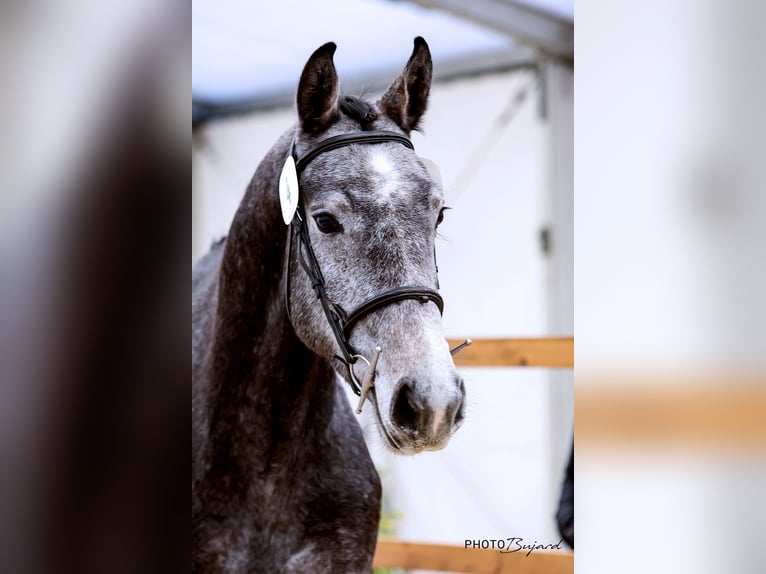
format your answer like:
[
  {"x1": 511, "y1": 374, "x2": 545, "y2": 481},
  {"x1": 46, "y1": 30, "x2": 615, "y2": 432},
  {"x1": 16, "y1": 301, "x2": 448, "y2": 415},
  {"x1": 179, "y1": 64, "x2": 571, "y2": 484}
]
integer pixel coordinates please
[{"x1": 204, "y1": 136, "x2": 336, "y2": 480}]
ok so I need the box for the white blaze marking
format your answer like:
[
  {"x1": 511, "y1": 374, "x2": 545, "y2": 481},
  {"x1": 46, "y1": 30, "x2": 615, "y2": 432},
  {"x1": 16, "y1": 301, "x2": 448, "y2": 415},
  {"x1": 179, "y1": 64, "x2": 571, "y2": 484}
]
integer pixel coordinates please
[
  {"x1": 370, "y1": 150, "x2": 399, "y2": 201},
  {"x1": 370, "y1": 149, "x2": 394, "y2": 174}
]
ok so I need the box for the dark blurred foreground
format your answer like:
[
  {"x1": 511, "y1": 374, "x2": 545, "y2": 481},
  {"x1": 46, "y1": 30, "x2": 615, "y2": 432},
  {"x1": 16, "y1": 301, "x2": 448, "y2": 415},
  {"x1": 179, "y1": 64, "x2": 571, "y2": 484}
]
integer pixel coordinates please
[{"x1": 0, "y1": 2, "x2": 187, "y2": 573}]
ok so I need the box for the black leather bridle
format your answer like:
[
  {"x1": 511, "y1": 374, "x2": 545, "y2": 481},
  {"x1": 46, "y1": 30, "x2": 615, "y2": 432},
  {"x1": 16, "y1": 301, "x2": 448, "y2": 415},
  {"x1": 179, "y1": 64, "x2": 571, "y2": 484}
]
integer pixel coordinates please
[{"x1": 285, "y1": 130, "x2": 444, "y2": 397}]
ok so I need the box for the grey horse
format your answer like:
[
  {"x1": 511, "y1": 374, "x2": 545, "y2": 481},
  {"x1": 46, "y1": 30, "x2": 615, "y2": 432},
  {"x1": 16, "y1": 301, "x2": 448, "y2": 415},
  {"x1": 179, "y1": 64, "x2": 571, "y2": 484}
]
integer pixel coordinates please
[{"x1": 192, "y1": 37, "x2": 465, "y2": 573}]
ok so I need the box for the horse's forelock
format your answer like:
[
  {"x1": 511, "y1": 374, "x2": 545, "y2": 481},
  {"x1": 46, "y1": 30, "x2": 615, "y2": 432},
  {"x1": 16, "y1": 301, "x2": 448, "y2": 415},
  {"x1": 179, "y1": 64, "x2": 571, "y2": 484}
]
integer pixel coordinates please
[{"x1": 338, "y1": 95, "x2": 377, "y2": 129}]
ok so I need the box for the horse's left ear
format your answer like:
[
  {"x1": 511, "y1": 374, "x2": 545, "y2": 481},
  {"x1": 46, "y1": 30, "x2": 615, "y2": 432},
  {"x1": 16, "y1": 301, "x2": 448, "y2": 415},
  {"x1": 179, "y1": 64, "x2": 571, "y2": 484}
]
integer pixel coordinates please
[{"x1": 379, "y1": 37, "x2": 432, "y2": 133}]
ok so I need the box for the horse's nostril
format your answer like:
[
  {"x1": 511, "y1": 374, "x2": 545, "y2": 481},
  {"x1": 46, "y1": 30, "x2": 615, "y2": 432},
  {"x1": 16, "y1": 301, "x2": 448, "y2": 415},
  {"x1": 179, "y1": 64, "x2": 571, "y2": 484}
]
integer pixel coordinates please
[
  {"x1": 392, "y1": 381, "x2": 419, "y2": 435},
  {"x1": 454, "y1": 397, "x2": 465, "y2": 425}
]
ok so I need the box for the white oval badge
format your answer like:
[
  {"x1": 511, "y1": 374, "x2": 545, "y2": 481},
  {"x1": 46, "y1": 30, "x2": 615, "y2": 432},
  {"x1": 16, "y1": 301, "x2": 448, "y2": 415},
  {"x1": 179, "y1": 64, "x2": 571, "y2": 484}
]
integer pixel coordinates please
[{"x1": 279, "y1": 156, "x2": 300, "y2": 225}]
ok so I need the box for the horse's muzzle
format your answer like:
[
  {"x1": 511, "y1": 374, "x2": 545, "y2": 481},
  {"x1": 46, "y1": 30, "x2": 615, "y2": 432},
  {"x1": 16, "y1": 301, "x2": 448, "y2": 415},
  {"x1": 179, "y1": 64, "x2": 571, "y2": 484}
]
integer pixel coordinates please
[{"x1": 388, "y1": 374, "x2": 465, "y2": 451}]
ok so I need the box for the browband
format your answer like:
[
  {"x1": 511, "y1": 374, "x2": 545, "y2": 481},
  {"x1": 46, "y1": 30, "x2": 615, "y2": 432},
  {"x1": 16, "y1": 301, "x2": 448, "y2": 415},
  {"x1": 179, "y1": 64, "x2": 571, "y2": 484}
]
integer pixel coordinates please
[{"x1": 294, "y1": 130, "x2": 414, "y2": 174}]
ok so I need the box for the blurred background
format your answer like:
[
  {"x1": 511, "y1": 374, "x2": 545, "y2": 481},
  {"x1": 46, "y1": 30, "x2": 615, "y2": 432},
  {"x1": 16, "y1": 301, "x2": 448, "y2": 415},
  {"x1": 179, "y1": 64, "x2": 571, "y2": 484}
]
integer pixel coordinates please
[
  {"x1": 576, "y1": 1, "x2": 766, "y2": 573},
  {"x1": 192, "y1": 0, "x2": 575, "y2": 553}
]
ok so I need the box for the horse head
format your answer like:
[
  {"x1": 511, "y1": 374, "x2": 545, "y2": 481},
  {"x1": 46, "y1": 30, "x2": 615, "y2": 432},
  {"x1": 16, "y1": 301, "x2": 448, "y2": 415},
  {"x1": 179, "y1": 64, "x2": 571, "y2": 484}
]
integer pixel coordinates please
[{"x1": 285, "y1": 38, "x2": 465, "y2": 455}]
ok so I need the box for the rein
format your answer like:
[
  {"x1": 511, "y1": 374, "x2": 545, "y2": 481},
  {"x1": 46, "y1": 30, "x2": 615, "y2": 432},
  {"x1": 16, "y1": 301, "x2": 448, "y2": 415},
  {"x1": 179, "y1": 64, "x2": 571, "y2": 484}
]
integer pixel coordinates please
[{"x1": 284, "y1": 130, "x2": 459, "y2": 412}]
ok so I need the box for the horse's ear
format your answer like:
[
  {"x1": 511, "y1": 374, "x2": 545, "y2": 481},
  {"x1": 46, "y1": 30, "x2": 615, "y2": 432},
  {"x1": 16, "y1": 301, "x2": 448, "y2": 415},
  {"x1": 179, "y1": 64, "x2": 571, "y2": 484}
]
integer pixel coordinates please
[
  {"x1": 379, "y1": 37, "x2": 432, "y2": 133},
  {"x1": 297, "y1": 42, "x2": 340, "y2": 134}
]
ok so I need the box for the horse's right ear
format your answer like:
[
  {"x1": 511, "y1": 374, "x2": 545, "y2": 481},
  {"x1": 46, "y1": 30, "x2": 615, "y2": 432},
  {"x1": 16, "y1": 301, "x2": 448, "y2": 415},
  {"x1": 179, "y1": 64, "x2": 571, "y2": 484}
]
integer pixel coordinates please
[{"x1": 297, "y1": 42, "x2": 340, "y2": 134}]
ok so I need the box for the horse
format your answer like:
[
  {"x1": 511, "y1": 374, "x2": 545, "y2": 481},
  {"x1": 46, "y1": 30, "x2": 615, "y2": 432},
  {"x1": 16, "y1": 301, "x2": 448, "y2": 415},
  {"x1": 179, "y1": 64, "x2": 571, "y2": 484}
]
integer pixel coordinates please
[{"x1": 192, "y1": 37, "x2": 466, "y2": 573}]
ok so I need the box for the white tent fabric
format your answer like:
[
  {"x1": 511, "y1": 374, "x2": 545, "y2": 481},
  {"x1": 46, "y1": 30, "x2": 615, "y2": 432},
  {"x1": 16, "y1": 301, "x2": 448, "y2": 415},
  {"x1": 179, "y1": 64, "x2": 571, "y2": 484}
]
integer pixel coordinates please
[{"x1": 192, "y1": 0, "x2": 572, "y2": 106}]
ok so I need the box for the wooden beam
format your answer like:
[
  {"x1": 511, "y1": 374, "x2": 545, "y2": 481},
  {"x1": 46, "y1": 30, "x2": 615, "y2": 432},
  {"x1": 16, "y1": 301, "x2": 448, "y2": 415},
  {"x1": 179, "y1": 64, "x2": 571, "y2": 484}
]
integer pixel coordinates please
[
  {"x1": 447, "y1": 337, "x2": 573, "y2": 368},
  {"x1": 373, "y1": 540, "x2": 574, "y2": 573},
  {"x1": 576, "y1": 381, "x2": 766, "y2": 447}
]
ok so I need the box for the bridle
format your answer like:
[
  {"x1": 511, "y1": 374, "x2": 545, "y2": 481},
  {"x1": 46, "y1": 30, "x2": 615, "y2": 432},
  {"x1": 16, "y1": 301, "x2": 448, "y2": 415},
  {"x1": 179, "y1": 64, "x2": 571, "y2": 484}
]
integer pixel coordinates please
[
  {"x1": 284, "y1": 130, "x2": 469, "y2": 413},
  {"x1": 284, "y1": 130, "x2": 444, "y2": 409}
]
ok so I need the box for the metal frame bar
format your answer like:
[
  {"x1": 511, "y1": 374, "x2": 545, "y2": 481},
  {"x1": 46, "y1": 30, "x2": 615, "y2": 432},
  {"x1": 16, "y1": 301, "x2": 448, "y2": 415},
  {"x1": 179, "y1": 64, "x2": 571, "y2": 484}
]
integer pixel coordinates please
[{"x1": 406, "y1": 0, "x2": 573, "y2": 61}]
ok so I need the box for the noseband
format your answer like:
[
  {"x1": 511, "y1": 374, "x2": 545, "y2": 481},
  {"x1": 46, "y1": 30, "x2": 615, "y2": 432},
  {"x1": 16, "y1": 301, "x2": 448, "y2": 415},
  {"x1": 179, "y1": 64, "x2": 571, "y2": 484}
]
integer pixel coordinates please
[{"x1": 284, "y1": 130, "x2": 444, "y2": 402}]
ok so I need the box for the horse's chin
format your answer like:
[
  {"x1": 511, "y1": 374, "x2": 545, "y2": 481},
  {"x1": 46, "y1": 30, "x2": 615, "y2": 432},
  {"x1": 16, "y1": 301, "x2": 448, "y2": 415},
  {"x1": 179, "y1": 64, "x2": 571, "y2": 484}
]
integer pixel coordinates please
[{"x1": 375, "y1": 426, "x2": 447, "y2": 455}]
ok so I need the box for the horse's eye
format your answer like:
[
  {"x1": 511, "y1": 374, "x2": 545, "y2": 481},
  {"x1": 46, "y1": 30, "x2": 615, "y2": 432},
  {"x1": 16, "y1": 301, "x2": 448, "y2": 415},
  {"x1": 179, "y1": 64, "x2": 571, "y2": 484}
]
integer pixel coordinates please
[
  {"x1": 313, "y1": 212, "x2": 343, "y2": 234},
  {"x1": 436, "y1": 207, "x2": 449, "y2": 228}
]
